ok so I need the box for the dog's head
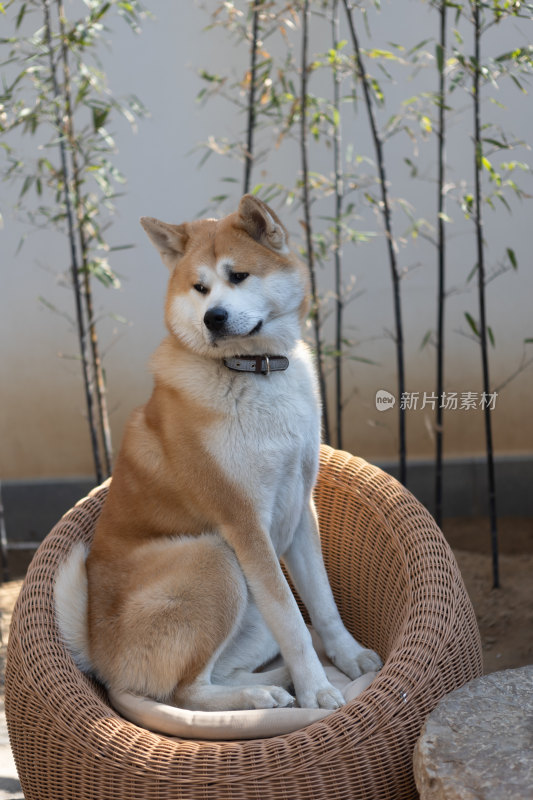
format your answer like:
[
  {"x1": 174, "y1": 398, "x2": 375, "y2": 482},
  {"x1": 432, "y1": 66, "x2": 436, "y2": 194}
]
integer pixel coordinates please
[{"x1": 141, "y1": 195, "x2": 309, "y2": 358}]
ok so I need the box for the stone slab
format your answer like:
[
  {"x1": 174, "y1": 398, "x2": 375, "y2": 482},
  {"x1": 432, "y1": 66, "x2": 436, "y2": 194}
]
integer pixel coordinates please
[{"x1": 414, "y1": 665, "x2": 533, "y2": 800}]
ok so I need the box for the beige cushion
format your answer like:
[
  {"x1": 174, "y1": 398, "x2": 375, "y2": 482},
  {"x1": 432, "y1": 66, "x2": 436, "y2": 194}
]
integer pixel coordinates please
[{"x1": 108, "y1": 630, "x2": 377, "y2": 740}]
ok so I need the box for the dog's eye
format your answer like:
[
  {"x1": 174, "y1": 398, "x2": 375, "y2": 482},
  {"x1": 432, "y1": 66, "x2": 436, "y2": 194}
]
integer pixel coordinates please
[
  {"x1": 193, "y1": 283, "x2": 209, "y2": 295},
  {"x1": 229, "y1": 271, "x2": 249, "y2": 285}
]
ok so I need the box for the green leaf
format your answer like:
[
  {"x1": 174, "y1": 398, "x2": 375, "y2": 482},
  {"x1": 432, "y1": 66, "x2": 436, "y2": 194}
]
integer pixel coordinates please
[
  {"x1": 482, "y1": 138, "x2": 510, "y2": 150},
  {"x1": 92, "y1": 106, "x2": 110, "y2": 132},
  {"x1": 369, "y1": 77, "x2": 384, "y2": 105},
  {"x1": 15, "y1": 3, "x2": 26, "y2": 29},
  {"x1": 91, "y1": 2, "x2": 111, "y2": 22},
  {"x1": 20, "y1": 175, "x2": 33, "y2": 197},
  {"x1": 420, "y1": 330, "x2": 433, "y2": 350},
  {"x1": 348, "y1": 355, "x2": 379, "y2": 366},
  {"x1": 488, "y1": 326, "x2": 495, "y2": 348},
  {"x1": 110, "y1": 313, "x2": 129, "y2": 324},
  {"x1": 466, "y1": 263, "x2": 478, "y2": 283},
  {"x1": 367, "y1": 48, "x2": 399, "y2": 61},
  {"x1": 524, "y1": 338, "x2": 533, "y2": 344},
  {"x1": 510, "y1": 74, "x2": 526, "y2": 93},
  {"x1": 404, "y1": 158, "x2": 418, "y2": 178},
  {"x1": 408, "y1": 39, "x2": 431, "y2": 56},
  {"x1": 464, "y1": 312, "x2": 479, "y2": 337},
  {"x1": 506, "y1": 248, "x2": 518, "y2": 269},
  {"x1": 88, "y1": 258, "x2": 120, "y2": 289}
]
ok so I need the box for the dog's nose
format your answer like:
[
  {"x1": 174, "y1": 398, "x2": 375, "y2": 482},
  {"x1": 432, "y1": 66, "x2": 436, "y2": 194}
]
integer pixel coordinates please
[{"x1": 204, "y1": 306, "x2": 228, "y2": 333}]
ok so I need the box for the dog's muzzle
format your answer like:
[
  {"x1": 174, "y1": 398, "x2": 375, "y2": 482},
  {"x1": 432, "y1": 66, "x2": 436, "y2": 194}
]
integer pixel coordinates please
[{"x1": 204, "y1": 308, "x2": 263, "y2": 339}]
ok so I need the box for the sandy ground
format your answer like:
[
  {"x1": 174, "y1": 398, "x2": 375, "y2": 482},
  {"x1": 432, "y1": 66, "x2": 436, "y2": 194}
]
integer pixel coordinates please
[
  {"x1": 443, "y1": 516, "x2": 533, "y2": 674},
  {"x1": 1, "y1": 516, "x2": 532, "y2": 696}
]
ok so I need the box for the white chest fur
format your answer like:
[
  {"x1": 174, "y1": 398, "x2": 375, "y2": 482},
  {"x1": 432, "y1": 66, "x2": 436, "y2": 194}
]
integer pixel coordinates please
[{"x1": 200, "y1": 343, "x2": 321, "y2": 556}]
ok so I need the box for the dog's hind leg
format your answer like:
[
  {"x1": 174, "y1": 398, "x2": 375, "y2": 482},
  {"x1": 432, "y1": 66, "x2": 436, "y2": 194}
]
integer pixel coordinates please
[
  {"x1": 211, "y1": 599, "x2": 292, "y2": 690},
  {"x1": 89, "y1": 533, "x2": 295, "y2": 711},
  {"x1": 173, "y1": 674, "x2": 294, "y2": 711},
  {"x1": 174, "y1": 598, "x2": 295, "y2": 711},
  {"x1": 88, "y1": 533, "x2": 251, "y2": 702}
]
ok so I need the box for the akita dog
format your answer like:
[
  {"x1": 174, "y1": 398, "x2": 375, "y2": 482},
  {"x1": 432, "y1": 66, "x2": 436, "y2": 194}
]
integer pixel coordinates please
[{"x1": 55, "y1": 195, "x2": 382, "y2": 713}]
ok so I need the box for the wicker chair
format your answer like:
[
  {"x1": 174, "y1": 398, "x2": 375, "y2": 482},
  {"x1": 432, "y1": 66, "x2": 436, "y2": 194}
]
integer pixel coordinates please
[{"x1": 5, "y1": 446, "x2": 482, "y2": 800}]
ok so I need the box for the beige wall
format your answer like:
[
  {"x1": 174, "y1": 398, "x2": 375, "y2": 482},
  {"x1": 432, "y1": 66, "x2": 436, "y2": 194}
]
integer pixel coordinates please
[{"x1": 1, "y1": 1, "x2": 532, "y2": 480}]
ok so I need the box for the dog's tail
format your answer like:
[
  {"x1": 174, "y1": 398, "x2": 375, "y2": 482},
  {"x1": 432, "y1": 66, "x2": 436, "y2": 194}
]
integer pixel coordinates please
[{"x1": 54, "y1": 542, "x2": 93, "y2": 674}]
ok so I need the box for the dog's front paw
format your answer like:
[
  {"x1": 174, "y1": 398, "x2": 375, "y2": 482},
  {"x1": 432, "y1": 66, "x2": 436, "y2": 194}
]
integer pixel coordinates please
[
  {"x1": 242, "y1": 685, "x2": 295, "y2": 709},
  {"x1": 297, "y1": 683, "x2": 345, "y2": 710},
  {"x1": 326, "y1": 634, "x2": 383, "y2": 680},
  {"x1": 354, "y1": 648, "x2": 383, "y2": 676}
]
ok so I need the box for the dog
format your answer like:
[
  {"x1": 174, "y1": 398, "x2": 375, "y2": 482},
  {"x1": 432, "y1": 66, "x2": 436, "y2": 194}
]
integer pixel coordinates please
[{"x1": 55, "y1": 195, "x2": 382, "y2": 712}]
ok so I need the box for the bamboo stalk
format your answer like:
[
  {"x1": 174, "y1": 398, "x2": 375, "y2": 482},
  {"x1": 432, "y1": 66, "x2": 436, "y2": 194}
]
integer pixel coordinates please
[
  {"x1": 56, "y1": 0, "x2": 113, "y2": 478},
  {"x1": 42, "y1": 0, "x2": 103, "y2": 484},
  {"x1": 243, "y1": 0, "x2": 262, "y2": 194},
  {"x1": 435, "y1": 0, "x2": 447, "y2": 527},
  {"x1": 331, "y1": 0, "x2": 344, "y2": 449},
  {"x1": 342, "y1": 0, "x2": 406, "y2": 483},
  {"x1": 472, "y1": 0, "x2": 499, "y2": 588},
  {"x1": 301, "y1": 0, "x2": 331, "y2": 444}
]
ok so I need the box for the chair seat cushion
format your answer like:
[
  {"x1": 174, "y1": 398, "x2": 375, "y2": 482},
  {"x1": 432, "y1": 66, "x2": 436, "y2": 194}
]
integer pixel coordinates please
[{"x1": 108, "y1": 629, "x2": 377, "y2": 740}]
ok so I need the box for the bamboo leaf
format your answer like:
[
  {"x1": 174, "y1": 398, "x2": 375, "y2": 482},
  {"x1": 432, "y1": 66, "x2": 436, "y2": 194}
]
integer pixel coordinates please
[
  {"x1": 510, "y1": 74, "x2": 526, "y2": 93},
  {"x1": 420, "y1": 330, "x2": 433, "y2": 350},
  {"x1": 404, "y1": 157, "x2": 418, "y2": 177},
  {"x1": 20, "y1": 175, "x2": 33, "y2": 197},
  {"x1": 467, "y1": 263, "x2": 478, "y2": 283},
  {"x1": 483, "y1": 138, "x2": 510, "y2": 149},
  {"x1": 92, "y1": 105, "x2": 110, "y2": 132},
  {"x1": 348, "y1": 355, "x2": 379, "y2": 366},
  {"x1": 408, "y1": 38, "x2": 431, "y2": 56},
  {"x1": 369, "y1": 77, "x2": 384, "y2": 105},
  {"x1": 488, "y1": 326, "x2": 495, "y2": 348},
  {"x1": 15, "y1": 3, "x2": 26, "y2": 29},
  {"x1": 506, "y1": 247, "x2": 518, "y2": 269},
  {"x1": 91, "y1": 2, "x2": 111, "y2": 22},
  {"x1": 465, "y1": 312, "x2": 480, "y2": 337}
]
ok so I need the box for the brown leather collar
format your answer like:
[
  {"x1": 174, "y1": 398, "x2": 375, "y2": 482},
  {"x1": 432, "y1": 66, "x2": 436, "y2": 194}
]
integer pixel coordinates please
[{"x1": 223, "y1": 355, "x2": 289, "y2": 376}]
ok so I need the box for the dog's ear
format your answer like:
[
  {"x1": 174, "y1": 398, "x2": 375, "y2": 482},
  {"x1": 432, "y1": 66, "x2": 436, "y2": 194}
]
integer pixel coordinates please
[
  {"x1": 236, "y1": 195, "x2": 289, "y2": 254},
  {"x1": 140, "y1": 217, "x2": 188, "y2": 265}
]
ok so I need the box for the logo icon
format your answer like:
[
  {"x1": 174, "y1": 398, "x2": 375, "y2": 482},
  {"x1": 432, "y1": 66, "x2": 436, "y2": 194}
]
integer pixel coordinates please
[{"x1": 375, "y1": 389, "x2": 396, "y2": 411}]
